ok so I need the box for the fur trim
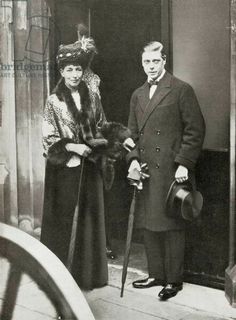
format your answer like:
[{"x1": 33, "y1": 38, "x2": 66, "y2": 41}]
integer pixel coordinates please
[
  {"x1": 47, "y1": 138, "x2": 74, "y2": 166},
  {"x1": 50, "y1": 80, "x2": 132, "y2": 189},
  {"x1": 53, "y1": 78, "x2": 91, "y2": 122},
  {"x1": 99, "y1": 122, "x2": 131, "y2": 160},
  {"x1": 96, "y1": 122, "x2": 131, "y2": 190},
  {"x1": 53, "y1": 78, "x2": 99, "y2": 144},
  {"x1": 101, "y1": 156, "x2": 115, "y2": 191}
]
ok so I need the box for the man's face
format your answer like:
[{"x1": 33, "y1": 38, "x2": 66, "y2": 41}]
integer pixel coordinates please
[{"x1": 142, "y1": 50, "x2": 166, "y2": 80}]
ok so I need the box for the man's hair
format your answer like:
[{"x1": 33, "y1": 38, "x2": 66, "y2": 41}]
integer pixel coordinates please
[{"x1": 141, "y1": 41, "x2": 166, "y2": 60}]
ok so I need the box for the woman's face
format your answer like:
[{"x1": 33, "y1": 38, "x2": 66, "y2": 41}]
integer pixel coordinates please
[{"x1": 60, "y1": 64, "x2": 83, "y2": 89}]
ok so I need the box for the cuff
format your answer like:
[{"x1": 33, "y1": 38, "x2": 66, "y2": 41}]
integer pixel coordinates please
[
  {"x1": 174, "y1": 155, "x2": 195, "y2": 171},
  {"x1": 126, "y1": 148, "x2": 140, "y2": 166},
  {"x1": 47, "y1": 138, "x2": 74, "y2": 166}
]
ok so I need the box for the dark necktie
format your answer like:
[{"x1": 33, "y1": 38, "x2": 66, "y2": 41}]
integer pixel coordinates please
[
  {"x1": 148, "y1": 79, "x2": 159, "y2": 87},
  {"x1": 148, "y1": 80, "x2": 159, "y2": 99}
]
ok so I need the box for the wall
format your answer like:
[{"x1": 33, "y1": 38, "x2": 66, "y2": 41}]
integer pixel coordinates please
[
  {"x1": 172, "y1": 0, "x2": 230, "y2": 151},
  {"x1": 0, "y1": 3, "x2": 18, "y2": 225},
  {"x1": 0, "y1": 0, "x2": 49, "y2": 233},
  {"x1": 172, "y1": 0, "x2": 231, "y2": 288}
]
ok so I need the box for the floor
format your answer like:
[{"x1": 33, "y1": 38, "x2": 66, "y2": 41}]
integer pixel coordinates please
[
  {"x1": 85, "y1": 241, "x2": 236, "y2": 320},
  {"x1": 0, "y1": 240, "x2": 236, "y2": 320}
]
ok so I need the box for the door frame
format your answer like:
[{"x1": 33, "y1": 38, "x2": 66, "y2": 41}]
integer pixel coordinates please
[{"x1": 229, "y1": 0, "x2": 236, "y2": 272}]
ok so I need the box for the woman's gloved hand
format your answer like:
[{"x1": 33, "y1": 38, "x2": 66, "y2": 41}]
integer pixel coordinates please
[
  {"x1": 66, "y1": 143, "x2": 92, "y2": 157},
  {"x1": 123, "y1": 138, "x2": 136, "y2": 152}
]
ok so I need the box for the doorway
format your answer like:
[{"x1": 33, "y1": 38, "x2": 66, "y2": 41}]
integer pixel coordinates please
[
  {"x1": 90, "y1": 0, "x2": 166, "y2": 124},
  {"x1": 47, "y1": 0, "x2": 230, "y2": 290},
  {"x1": 88, "y1": 0, "x2": 171, "y2": 255}
]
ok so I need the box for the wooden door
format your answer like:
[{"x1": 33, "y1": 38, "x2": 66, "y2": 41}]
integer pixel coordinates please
[
  {"x1": 90, "y1": 0, "x2": 169, "y2": 124},
  {"x1": 88, "y1": 0, "x2": 171, "y2": 245}
]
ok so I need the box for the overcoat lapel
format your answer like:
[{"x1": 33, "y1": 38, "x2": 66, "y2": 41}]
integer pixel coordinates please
[
  {"x1": 138, "y1": 72, "x2": 172, "y2": 132},
  {"x1": 137, "y1": 82, "x2": 150, "y2": 113}
]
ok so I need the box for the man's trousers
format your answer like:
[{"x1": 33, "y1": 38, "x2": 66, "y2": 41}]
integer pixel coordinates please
[{"x1": 144, "y1": 229, "x2": 185, "y2": 283}]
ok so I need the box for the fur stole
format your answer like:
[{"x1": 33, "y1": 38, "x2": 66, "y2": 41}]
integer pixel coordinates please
[
  {"x1": 50, "y1": 79, "x2": 132, "y2": 190},
  {"x1": 53, "y1": 78, "x2": 106, "y2": 144}
]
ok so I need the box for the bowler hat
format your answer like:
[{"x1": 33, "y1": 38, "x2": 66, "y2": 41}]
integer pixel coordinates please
[{"x1": 165, "y1": 180, "x2": 203, "y2": 221}]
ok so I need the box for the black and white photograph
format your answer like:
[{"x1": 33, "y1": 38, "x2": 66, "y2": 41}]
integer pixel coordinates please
[{"x1": 0, "y1": 0, "x2": 236, "y2": 319}]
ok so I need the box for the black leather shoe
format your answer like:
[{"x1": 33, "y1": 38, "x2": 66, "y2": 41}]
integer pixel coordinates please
[
  {"x1": 106, "y1": 247, "x2": 116, "y2": 260},
  {"x1": 132, "y1": 277, "x2": 165, "y2": 289},
  {"x1": 158, "y1": 283, "x2": 183, "y2": 300}
]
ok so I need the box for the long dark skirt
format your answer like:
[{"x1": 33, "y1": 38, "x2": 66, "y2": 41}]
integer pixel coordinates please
[{"x1": 40, "y1": 160, "x2": 108, "y2": 290}]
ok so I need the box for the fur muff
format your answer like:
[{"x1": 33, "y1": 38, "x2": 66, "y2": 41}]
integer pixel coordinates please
[
  {"x1": 47, "y1": 138, "x2": 74, "y2": 166},
  {"x1": 99, "y1": 122, "x2": 131, "y2": 160},
  {"x1": 94, "y1": 122, "x2": 131, "y2": 190}
]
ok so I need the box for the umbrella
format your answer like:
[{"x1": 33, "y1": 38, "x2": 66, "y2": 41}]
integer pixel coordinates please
[
  {"x1": 67, "y1": 157, "x2": 85, "y2": 272},
  {"x1": 120, "y1": 186, "x2": 137, "y2": 297},
  {"x1": 120, "y1": 162, "x2": 149, "y2": 297}
]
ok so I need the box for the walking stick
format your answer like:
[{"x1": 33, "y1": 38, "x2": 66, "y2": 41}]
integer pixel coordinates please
[
  {"x1": 120, "y1": 186, "x2": 137, "y2": 297},
  {"x1": 67, "y1": 157, "x2": 85, "y2": 272}
]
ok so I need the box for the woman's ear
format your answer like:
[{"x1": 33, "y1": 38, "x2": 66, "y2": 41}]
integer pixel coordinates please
[{"x1": 60, "y1": 68, "x2": 64, "y2": 77}]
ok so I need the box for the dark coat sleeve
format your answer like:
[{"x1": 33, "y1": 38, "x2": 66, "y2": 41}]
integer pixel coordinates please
[
  {"x1": 47, "y1": 138, "x2": 75, "y2": 166},
  {"x1": 126, "y1": 91, "x2": 141, "y2": 164},
  {"x1": 175, "y1": 83, "x2": 206, "y2": 170}
]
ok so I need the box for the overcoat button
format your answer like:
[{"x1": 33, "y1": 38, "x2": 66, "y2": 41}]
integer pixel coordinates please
[
  {"x1": 156, "y1": 147, "x2": 160, "y2": 152},
  {"x1": 140, "y1": 148, "x2": 144, "y2": 152},
  {"x1": 140, "y1": 132, "x2": 144, "y2": 136},
  {"x1": 156, "y1": 130, "x2": 161, "y2": 135},
  {"x1": 155, "y1": 164, "x2": 160, "y2": 169}
]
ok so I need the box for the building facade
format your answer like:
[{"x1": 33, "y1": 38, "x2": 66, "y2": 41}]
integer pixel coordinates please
[{"x1": 0, "y1": 0, "x2": 235, "y2": 290}]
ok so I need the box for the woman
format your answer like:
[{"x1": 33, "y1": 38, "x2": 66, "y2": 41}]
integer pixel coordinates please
[{"x1": 40, "y1": 39, "x2": 108, "y2": 289}]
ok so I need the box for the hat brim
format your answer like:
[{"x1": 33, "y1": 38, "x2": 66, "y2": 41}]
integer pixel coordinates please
[
  {"x1": 166, "y1": 180, "x2": 203, "y2": 220},
  {"x1": 181, "y1": 191, "x2": 203, "y2": 220}
]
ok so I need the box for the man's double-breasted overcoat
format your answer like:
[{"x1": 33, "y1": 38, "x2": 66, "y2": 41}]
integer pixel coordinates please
[{"x1": 127, "y1": 71, "x2": 205, "y2": 232}]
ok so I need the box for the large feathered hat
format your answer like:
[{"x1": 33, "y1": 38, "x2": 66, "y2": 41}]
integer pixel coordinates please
[{"x1": 56, "y1": 37, "x2": 97, "y2": 69}]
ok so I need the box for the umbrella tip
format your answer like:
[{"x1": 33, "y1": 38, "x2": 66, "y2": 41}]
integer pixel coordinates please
[{"x1": 120, "y1": 288, "x2": 124, "y2": 298}]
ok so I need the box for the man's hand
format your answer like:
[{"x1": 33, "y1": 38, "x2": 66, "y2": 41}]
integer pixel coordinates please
[
  {"x1": 66, "y1": 143, "x2": 92, "y2": 157},
  {"x1": 128, "y1": 160, "x2": 141, "y2": 180},
  {"x1": 127, "y1": 160, "x2": 142, "y2": 188},
  {"x1": 175, "y1": 165, "x2": 188, "y2": 183},
  {"x1": 127, "y1": 160, "x2": 150, "y2": 190}
]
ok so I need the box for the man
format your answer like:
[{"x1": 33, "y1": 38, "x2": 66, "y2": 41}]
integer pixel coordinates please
[{"x1": 127, "y1": 41, "x2": 205, "y2": 300}]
